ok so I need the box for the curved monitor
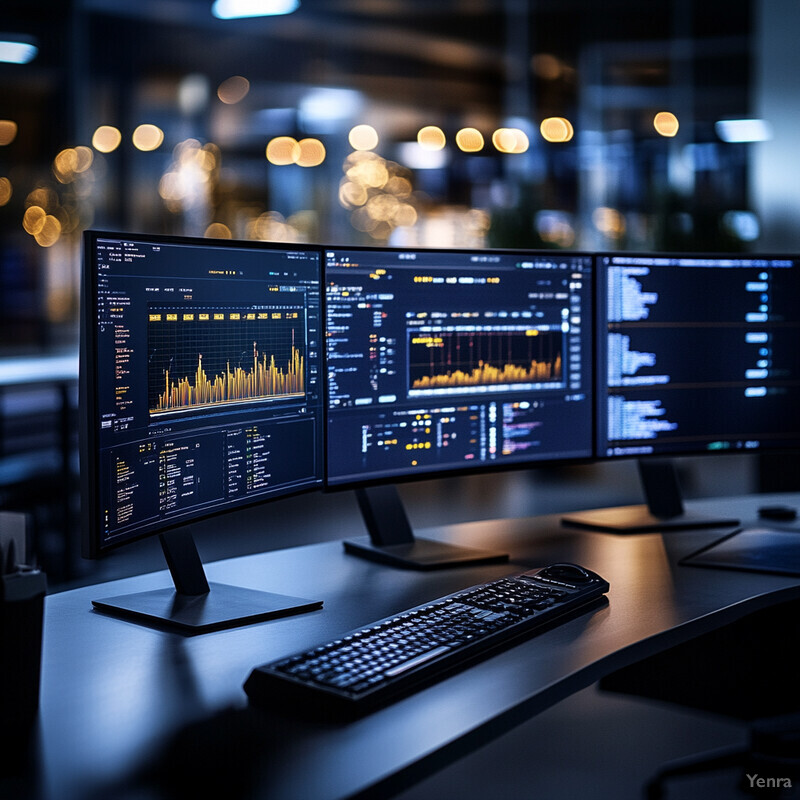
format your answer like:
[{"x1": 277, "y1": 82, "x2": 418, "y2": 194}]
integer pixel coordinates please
[
  {"x1": 596, "y1": 252, "x2": 800, "y2": 458},
  {"x1": 80, "y1": 231, "x2": 324, "y2": 630},
  {"x1": 324, "y1": 245, "x2": 594, "y2": 568},
  {"x1": 564, "y1": 251, "x2": 800, "y2": 534},
  {"x1": 324, "y1": 246, "x2": 594, "y2": 485}
]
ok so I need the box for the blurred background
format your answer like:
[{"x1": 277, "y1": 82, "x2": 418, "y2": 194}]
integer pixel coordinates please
[{"x1": 1, "y1": 0, "x2": 798, "y2": 588}]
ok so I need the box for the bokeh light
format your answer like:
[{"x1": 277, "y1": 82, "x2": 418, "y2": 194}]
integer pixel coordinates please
[
  {"x1": 23, "y1": 206, "x2": 46, "y2": 235},
  {"x1": 492, "y1": 127, "x2": 529, "y2": 154},
  {"x1": 217, "y1": 75, "x2": 250, "y2": 104},
  {"x1": 338, "y1": 181, "x2": 368, "y2": 208},
  {"x1": 417, "y1": 126, "x2": 446, "y2": 151},
  {"x1": 0, "y1": 120, "x2": 18, "y2": 146},
  {"x1": 92, "y1": 125, "x2": 122, "y2": 153},
  {"x1": 0, "y1": 177, "x2": 11, "y2": 206},
  {"x1": 540, "y1": 117, "x2": 574, "y2": 143},
  {"x1": 592, "y1": 206, "x2": 626, "y2": 238},
  {"x1": 53, "y1": 149, "x2": 78, "y2": 183},
  {"x1": 158, "y1": 139, "x2": 218, "y2": 213},
  {"x1": 531, "y1": 53, "x2": 563, "y2": 80},
  {"x1": 348, "y1": 124, "x2": 379, "y2": 151},
  {"x1": 654, "y1": 111, "x2": 679, "y2": 137},
  {"x1": 26, "y1": 187, "x2": 58, "y2": 212},
  {"x1": 339, "y1": 150, "x2": 418, "y2": 239},
  {"x1": 249, "y1": 211, "x2": 297, "y2": 241},
  {"x1": 132, "y1": 124, "x2": 165, "y2": 151},
  {"x1": 535, "y1": 210, "x2": 576, "y2": 247},
  {"x1": 35, "y1": 215, "x2": 62, "y2": 247},
  {"x1": 455, "y1": 128, "x2": 484, "y2": 152},
  {"x1": 345, "y1": 151, "x2": 389, "y2": 188},
  {"x1": 385, "y1": 176, "x2": 412, "y2": 197},
  {"x1": 296, "y1": 138, "x2": 326, "y2": 167},
  {"x1": 75, "y1": 146, "x2": 94, "y2": 172},
  {"x1": 205, "y1": 222, "x2": 233, "y2": 238},
  {"x1": 266, "y1": 136, "x2": 301, "y2": 165}
]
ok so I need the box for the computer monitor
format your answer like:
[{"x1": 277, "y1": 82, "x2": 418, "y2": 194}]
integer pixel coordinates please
[
  {"x1": 564, "y1": 252, "x2": 800, "y2": 533},
  {"x1": 80, "y1": 231, "x2": 325, "y2": 631},
  {"x1": 324, "y1": 245, "x2": 594, "y2": 568}
]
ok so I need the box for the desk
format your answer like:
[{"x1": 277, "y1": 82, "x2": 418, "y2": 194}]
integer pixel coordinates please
[{"x1": 10, "y1": 492, "x2": 800, "y2": 800}]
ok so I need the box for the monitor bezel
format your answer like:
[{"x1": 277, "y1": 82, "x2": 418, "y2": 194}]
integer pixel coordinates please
[
  {"x1": 593, "y1": 249, "x2": 800, "y2": 462},
  {"x1": 80, "y1": 229, "x2": 326, "y2": 559},
  {"x1": 320, "y1": 243, "x2": 597, "y2": 494}
]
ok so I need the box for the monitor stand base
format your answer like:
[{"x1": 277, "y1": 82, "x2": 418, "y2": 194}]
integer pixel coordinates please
[
  {"x1": 560, "y1": 505, "x2": 738, "y2": 534},
  {"x1": 344, "y1": 485, "x2": 508, "y2": 570},
  {"x1": 92, "y1": 583, "x2": 322, "y2": 633},
  {"x1": 561, "y1": 458, "x2": 739, "y2": 534},
  {"x1": 92, "y1": 528, "x2": 322, "y2": 633},
  {"x1": 343, "y1": 535, "x2": 508, "y2": 571}
]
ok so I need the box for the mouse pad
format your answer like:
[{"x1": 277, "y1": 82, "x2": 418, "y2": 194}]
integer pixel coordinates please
[{"x1": 681, "y1": 526, "x2": 800, "y2": 577}]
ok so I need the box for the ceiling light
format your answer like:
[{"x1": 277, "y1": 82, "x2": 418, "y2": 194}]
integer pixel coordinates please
[
  {"x1": 212, "y1": 0, "x2": 299, "y2": 19},
  {"x1": 0, "y1": 38, "x2": 38, "y2": 64},
  {"x1": 715, "y1": 119, "x2": 773, "y2": 143}
]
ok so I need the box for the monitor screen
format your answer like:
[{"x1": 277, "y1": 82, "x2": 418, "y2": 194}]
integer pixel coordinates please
[
  {"x1": 324, "y1": 246, "x2": 594, "y2": 487},
  {"x1": 597, "y1": 253, "x2": 800, "y2": 459},
  {"x1": 81, "y1": 232, "x2": 324, "y2": 557}
]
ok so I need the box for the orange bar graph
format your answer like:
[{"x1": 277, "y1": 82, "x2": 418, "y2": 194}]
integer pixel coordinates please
[
  {"x1": 409, "y1": 328, "x2": 563, "y2": 391},
  {"x1": 152, "y1": 341, "x2": 304, "y2": 414},
  {"x1": 411, "y1": 354, "x2": 561, "y2": 390}
]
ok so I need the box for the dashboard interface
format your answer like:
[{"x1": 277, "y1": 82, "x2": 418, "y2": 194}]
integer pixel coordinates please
[
  {"x1": 597, "y1": 253, "x2": 800, "y2": 457},
  {"x1": 87, "y1": 235, "x2": 323, "y2": 551},
  {"x1": 325, "y1": 247, "x2": 593, "y2": 485}
]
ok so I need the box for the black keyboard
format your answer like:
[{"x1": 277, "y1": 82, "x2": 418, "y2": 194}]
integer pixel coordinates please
[{"x1": 244, "y1": 563, "x2": 609, "y2": 716}]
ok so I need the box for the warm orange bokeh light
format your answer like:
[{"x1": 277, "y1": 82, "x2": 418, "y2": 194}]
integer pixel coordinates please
[
  {"x1": 654, "y1": 111, "x2": 679, "y2": 137},
  {"x1": 417, "y1": 126, "x2": 446, "y2": 151},
  {"x1": 540, "y1": 117, "x2": 574, "y2": 143},
  {"x1": 455, "y1": 127, "x2": 484, "y2": 152},
  {"x1": 132, "y1": 124, "x2": 165, "y2": 151},
  {"x1": 296, "y1": 138, "x2": 326, "y2": 167},
  {"x1": 0, "y1": 120, "x2": 19, "y2": 146},
  {"x1": 23, "y1": 206, "x2": 47, "y2": 235},
  {"x1": 92, "y1": 125, "x2": 122, "y2": 153},
  {"x1": 492, "y1": 128, "x2": 529, "y2": 153},
  {"x1": 266, "y1": 136, "x2": 301, "y2": 165},
  {"x1": 205, "y1": 222, "x2": 233, "y2": 238},
  {"x1": 217, "y1": 75, "x2": 250, "y2": 104}
]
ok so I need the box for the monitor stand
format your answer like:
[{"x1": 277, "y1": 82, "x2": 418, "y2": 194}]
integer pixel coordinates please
[
  {"x1": 560, "y1": 458, "x2": 740, "y2": 534},
  {"x1": 343, "y1": 484, "x2": 509, "y2": 570},
  {"x1": 91, "y1": 527, "x2": 322, "y2": 633}
]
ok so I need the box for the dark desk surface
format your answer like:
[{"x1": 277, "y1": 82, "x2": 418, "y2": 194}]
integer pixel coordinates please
[{"x1": 18, "y1": 492, "x2": 800, "y2": 799}]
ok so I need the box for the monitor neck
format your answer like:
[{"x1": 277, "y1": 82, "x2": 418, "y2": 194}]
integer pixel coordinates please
[{"x1": 159, "y1": 527, "x2": 210, "y2": 597}]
